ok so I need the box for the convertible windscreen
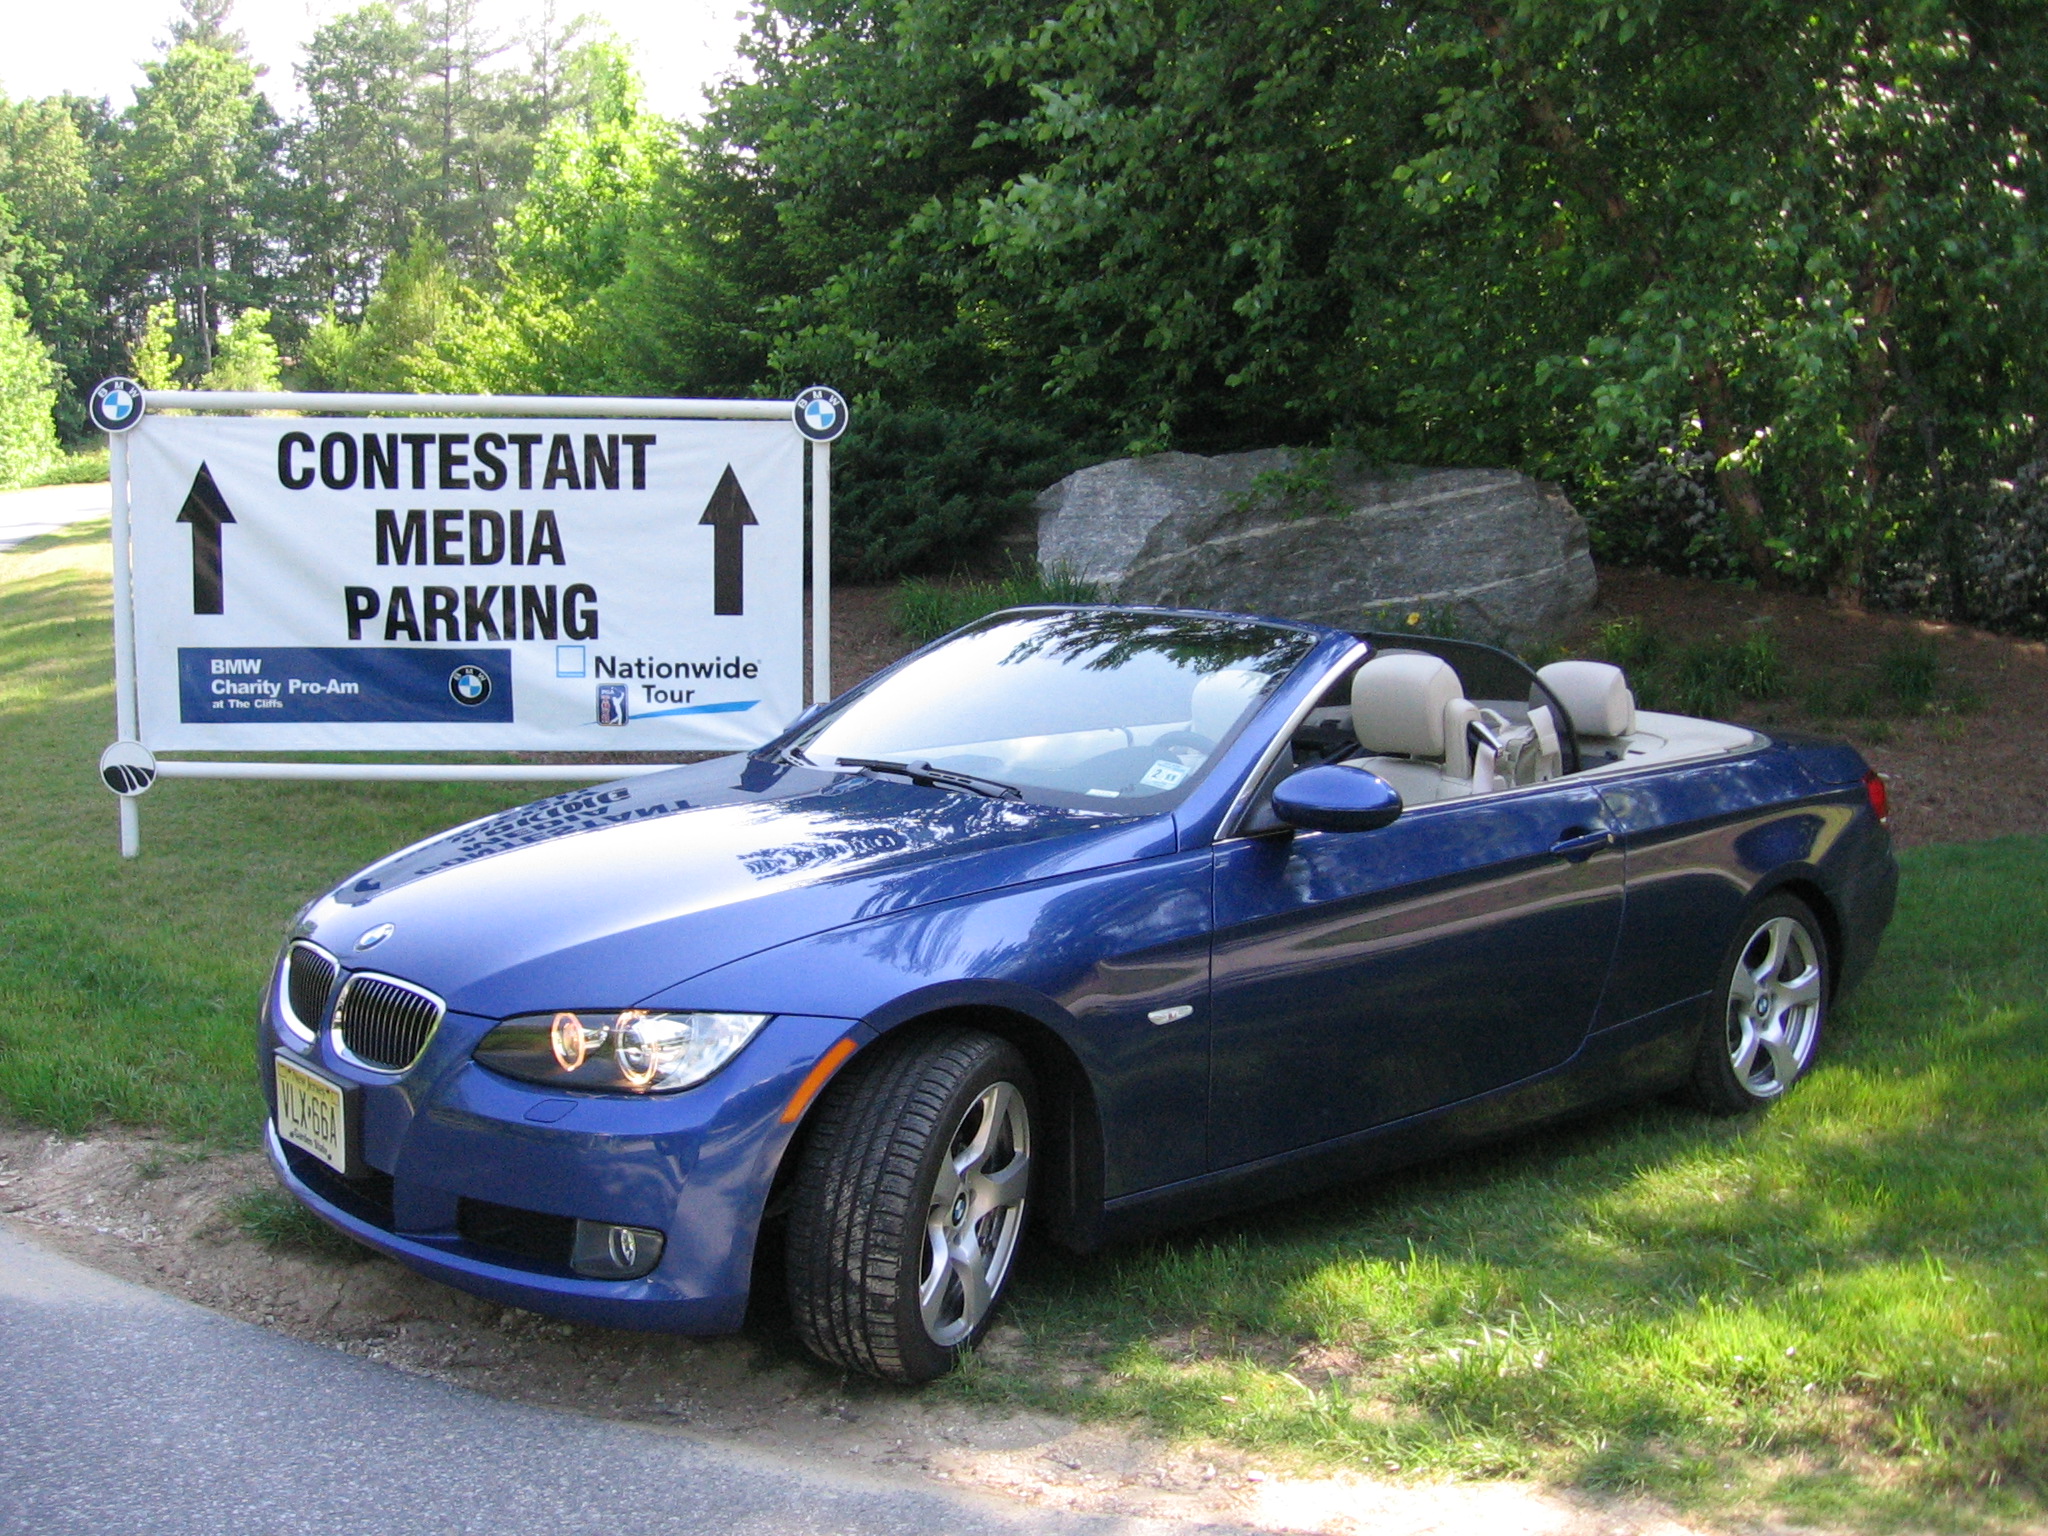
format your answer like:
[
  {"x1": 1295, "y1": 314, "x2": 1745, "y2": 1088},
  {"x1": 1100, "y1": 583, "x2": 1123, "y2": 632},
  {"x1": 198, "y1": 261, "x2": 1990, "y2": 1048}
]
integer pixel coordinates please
[{"x1": 793, "y1": 610, "x2": 1319, "y2": 808}]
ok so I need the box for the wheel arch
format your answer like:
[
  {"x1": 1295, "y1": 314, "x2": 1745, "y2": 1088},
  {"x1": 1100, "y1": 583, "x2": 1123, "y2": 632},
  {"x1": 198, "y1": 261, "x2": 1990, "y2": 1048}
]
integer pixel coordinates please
[
  {"x1": 759, "y1": 990, "x2": 1107, "y2": 1264},
  {"x1": 1749, "y1": 870, "x2": 1844, "y2": 1000}
]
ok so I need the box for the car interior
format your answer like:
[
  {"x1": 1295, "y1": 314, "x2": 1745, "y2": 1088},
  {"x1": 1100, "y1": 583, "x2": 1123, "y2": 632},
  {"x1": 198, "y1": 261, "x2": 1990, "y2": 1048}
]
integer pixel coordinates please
[{"x1": 1261, "y1": 632, "x2": 1762, "y2": 813}]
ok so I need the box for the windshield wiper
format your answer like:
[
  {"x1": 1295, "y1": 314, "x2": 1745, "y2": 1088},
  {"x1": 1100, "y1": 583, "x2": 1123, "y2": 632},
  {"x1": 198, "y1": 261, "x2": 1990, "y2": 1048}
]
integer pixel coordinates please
[{"x1": 832, "y1": 756, "x2": 1023, "y2": 800}]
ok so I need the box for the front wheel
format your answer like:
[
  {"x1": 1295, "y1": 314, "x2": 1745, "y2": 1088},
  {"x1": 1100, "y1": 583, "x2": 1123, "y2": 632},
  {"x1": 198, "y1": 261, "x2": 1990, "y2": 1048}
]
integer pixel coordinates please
[
  {"x1": 785, "y1": 1030, "x2": 1034, "y2": 1383},
  {"x1": 1690, "y1": 893, "x2": 1828, "y2": 1114}
]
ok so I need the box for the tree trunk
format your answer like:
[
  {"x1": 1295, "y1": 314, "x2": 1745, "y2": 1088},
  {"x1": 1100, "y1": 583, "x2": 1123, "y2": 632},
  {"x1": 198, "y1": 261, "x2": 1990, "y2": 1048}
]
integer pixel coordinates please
[{"x1": 1698, "y1": 364, "x2": 1777, "y2": 582}]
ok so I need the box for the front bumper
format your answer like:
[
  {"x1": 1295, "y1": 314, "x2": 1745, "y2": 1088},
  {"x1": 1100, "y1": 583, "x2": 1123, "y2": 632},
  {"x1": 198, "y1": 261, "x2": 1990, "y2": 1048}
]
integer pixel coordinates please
[{"x1": 263, "y1": 1006, "x2": 863, "y2": 1334}]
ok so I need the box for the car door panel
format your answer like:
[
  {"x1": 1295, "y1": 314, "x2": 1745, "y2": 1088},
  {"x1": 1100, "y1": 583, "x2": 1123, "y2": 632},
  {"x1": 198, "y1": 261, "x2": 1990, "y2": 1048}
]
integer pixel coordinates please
[
  {"x1": 1208, "y1": 782, "x2": 1625, "y2": 1170},
  {"x1": 1590, "y1": 753, "x2": 1819, "y2": 1029}
]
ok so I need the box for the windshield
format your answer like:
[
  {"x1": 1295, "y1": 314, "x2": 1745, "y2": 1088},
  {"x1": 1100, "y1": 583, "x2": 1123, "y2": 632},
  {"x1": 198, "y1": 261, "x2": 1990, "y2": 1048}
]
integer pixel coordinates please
[{"x1": 791, "y1": 609, "x2": 1319, "y2": 809}]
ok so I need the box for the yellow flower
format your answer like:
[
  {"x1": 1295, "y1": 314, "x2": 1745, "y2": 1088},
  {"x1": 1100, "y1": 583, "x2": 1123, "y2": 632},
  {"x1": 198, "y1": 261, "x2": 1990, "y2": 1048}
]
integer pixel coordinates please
[{"x1": 1406, "y1": 611, "x2": 1421, "y2": 626}]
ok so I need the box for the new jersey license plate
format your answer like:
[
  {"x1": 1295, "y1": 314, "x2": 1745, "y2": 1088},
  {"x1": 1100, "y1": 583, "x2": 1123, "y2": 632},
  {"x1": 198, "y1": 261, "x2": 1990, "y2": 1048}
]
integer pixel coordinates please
[{"x1": 274, "y1": 1053, "x2": 349, "y2": 1174}]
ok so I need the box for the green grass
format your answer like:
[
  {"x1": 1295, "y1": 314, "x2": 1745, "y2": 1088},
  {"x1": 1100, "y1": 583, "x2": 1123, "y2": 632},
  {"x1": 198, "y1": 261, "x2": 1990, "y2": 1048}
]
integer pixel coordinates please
[
  {"x1": 9, "y1": 525, "x2": 2048, "y2": 1525},
  {"x1": 1591, "y1": 617, "x2": 1785, "y2": 718},
  {"x1": 0, "y1": 521, "x2": 546, "y2": 1141},
  {"x1": 964, "y1": 835, "x2": 2048, "y2": 1528},
  {"x1": 893, "y1": 567, "x2": 1101, "y2": 644},
  {"x1": 228, "y1": 1186, "x2": 369, "y2": 1260}
]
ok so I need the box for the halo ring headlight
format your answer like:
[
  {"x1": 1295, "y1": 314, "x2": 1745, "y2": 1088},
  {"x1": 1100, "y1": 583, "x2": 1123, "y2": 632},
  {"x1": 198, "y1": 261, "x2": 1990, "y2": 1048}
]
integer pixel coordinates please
[{"x1": 476, "y1": 1009, "x2": 772, "y2": 1094}]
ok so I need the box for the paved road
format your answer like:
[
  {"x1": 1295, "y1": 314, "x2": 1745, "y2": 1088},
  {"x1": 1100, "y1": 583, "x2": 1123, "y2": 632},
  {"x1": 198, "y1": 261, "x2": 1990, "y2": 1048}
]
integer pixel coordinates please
[
  {"x1": 0, "y1": 1227, "x2": 1230, "y2": 1536},
  {"x1": 0, "y1": 481, "x2": 110, "y2": 552}
]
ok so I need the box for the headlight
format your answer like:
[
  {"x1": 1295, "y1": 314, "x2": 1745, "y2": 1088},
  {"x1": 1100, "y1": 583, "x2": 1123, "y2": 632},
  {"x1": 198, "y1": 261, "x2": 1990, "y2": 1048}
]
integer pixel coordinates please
[{"x1": 474, "y1": 1010, "x2": 771, "y2": 1094}]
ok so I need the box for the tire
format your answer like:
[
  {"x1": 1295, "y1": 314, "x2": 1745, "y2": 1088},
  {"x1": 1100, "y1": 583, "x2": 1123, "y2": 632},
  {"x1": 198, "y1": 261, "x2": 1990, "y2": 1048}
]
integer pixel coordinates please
[
  {"x1": 785, "y1": 1030, "x2": 1035, "y2": 1383},
  {"x1": 1690, "y1": 893, "x2": 1828, "y2": 1114}
]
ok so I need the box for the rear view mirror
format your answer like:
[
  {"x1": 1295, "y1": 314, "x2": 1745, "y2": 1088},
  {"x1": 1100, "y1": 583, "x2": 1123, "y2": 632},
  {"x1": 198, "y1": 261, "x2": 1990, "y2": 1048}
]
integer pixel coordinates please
[{"x1": 1271, "y1": 764, "x2": 1403, "y2": 834}]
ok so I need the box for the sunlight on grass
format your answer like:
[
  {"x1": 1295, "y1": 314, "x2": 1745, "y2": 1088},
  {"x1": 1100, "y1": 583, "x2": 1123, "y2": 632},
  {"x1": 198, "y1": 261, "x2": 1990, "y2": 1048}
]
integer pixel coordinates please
[
  {"x1": 7, "y1": 523, "x2": 2048, "y2": 1526},
  {"x1": 981, "y1": 839, "x2": 2048, "y2": 1528},
  {"x1": 0, "y1": 527, "x2": 543, "y2": 1141}
]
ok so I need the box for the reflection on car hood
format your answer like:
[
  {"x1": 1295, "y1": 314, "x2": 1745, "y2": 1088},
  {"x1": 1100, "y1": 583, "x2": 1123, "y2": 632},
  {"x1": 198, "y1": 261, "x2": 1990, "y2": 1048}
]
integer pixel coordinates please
[{"x1": 300, "y1": 755, "x2": 1160, "y2": 1018}]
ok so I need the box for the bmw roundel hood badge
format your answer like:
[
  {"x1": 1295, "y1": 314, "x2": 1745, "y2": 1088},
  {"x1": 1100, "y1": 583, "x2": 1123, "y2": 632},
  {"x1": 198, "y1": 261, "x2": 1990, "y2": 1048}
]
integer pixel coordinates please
[{"x1": 355, "y1": 922, "x2": 396, "y2": 951}]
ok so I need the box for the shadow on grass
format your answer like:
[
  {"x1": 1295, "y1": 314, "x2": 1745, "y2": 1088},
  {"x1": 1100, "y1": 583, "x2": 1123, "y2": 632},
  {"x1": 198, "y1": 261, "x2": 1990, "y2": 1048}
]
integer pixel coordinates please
[{"x1": 966, "y1": 839, "x2": 2048, "y2": 1528}]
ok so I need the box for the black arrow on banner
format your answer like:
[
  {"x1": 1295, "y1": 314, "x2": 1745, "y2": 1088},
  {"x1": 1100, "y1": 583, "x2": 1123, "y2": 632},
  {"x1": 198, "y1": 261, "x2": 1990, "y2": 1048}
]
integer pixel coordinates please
[
  {"x1": 698, "y1": 464, "x2": 758, "y2": 616},
  {"x1": 175, "y1": 462, "x2": 236, "y2": 615}
]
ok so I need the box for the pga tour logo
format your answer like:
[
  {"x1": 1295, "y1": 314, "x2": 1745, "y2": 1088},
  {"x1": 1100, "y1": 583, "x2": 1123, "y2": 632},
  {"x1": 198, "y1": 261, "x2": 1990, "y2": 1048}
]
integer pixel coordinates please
[
  {"x1": 597, "y1": 684, "x2": 629, "y2": 726},
  {"x1": 792, "y1": 386, "x2": 848, "y2": 443}
]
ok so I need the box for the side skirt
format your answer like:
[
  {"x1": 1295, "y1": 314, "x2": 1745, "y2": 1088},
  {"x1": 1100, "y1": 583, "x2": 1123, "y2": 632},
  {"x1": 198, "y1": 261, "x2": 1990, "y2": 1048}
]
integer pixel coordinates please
[{"x1": 1096, "y1": 997, "x2": 1702, "y2": 1245}]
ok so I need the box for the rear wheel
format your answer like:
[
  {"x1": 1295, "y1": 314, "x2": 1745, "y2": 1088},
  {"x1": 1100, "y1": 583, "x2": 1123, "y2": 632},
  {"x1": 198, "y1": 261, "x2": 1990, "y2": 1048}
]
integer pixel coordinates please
[
  {"x1": 1691, "y1": 893, "x2": 1827, "y2": 1113},
  {"x1": 785, "y1": 1030, "x2": 1034, "y2": 1383}
]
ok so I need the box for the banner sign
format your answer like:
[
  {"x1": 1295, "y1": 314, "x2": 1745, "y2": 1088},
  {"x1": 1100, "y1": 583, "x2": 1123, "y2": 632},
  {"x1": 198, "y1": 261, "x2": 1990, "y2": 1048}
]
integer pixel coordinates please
[{"x1": 127, "y1": 415, "x2": 804, "y2": 751}]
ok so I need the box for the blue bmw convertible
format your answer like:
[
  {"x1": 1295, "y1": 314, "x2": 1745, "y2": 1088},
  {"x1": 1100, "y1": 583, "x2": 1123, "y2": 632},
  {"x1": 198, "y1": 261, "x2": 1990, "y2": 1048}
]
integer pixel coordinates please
[{"x1": 262, "y1": 606, "x2": 1897, "y2": 1381}]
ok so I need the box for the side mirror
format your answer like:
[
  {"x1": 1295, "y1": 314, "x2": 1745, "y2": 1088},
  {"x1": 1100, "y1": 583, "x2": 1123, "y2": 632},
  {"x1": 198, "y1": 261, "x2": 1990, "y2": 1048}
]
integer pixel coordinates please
[{"x1": 1270, "y1": 764, "x2": 1403, "y2": 834}]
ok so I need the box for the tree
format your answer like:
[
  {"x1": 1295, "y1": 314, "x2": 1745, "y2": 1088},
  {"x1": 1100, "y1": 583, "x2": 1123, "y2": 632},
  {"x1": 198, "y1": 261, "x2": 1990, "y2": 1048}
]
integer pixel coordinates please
[
  {"x1": 199, "y1": 305, "x2": 279, "y2": 390},
  {"x1": 0, "y1": 267, "x2": 59, "y2": 486},
  {"x1": 129, "y1": 299, "x2": 184, "y2": 389},
  {"x1": 286, "y1": 3, "x2": 426, "y2": 319},
  {"x1": 122, "y1": 28, "x2": 286, "y2": 372},
  {"x1": 0, "y1": 94, "x2": 117, "y2": 435}
]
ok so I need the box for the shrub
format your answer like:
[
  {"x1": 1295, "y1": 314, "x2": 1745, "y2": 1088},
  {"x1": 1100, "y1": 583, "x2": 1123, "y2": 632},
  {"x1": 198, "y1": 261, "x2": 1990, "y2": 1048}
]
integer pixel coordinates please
[
  {"x1": 893, "y1": 567, "x2": 1101, "y2": 644},
  {"x1": 832, "y1": 404, "x2": 1090, "y2": 582},
  {"x1": 0, "y1": 272, "x2": 58, "y2": 488}
]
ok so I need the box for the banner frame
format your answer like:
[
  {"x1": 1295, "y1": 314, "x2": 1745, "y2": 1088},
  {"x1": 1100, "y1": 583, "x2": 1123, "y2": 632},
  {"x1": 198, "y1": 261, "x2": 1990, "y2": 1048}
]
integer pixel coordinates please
[{"x1": 103, "y1": 389, "x2": 836, "y2": 857}]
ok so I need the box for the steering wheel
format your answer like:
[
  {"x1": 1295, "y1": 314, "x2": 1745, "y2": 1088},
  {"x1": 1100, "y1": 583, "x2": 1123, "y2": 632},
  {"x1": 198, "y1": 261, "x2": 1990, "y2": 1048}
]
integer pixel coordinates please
[{"x1": 1148, "y1": 731, "x2": 1215, "y2": 756}]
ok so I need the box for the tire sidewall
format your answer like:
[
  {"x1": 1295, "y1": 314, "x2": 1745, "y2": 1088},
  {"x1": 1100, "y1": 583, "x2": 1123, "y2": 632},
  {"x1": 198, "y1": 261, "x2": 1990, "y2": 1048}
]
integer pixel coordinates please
[
  {"x1": 1695, "y1": 891, "x2": 1829, "y2": 1113},
  {"x1": 888, "y1": 1037, "x2": 1036, "y2": 1382}
]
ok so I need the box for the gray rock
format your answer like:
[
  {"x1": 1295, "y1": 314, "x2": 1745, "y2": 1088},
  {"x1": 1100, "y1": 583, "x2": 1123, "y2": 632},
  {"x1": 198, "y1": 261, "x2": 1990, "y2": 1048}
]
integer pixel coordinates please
[{"x1": 1035, "y1": 450, "x2": 1595, "y2": 647}]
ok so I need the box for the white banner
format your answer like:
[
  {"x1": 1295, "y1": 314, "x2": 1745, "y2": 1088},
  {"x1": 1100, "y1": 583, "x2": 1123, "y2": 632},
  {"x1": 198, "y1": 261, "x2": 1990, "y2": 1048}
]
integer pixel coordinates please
[{"x1": 127, "y1": 414, "x2": 805, "y2": 752}]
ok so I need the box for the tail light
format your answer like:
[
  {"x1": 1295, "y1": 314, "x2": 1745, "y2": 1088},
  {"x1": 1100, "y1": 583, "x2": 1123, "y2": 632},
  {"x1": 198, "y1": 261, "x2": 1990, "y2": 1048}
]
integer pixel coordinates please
[{"x1": 1863, "y1": 769, "x2": 1889, "y2": 824}]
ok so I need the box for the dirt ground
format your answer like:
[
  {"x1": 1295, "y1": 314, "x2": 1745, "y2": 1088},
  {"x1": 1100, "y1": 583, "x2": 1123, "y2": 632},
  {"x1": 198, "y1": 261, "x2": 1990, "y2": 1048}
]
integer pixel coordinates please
[
  {"x1": 1588, "y1": 569, "x2": 2048, "y2": 848},
  {"x1": 0, "y1": 1126, "x2": 1745, "y2": 1536},
  {"x1": 7, "y1": 569, "x2": 2039, "y2": 1534}
]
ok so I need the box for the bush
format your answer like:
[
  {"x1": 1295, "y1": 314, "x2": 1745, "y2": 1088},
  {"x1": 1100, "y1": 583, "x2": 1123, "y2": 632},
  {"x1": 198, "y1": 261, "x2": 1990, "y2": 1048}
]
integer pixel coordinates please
[
  {"x1": 1875, "y1": 461, "x2": 2048, "y2": 637},
  {"x1": 832, "y1": 404, "x2": 1090, "y2": 582},
  {"x1": 894, "y1": 567, "x2": 1102, "y2": 644},
  {"x1": 0, "y1": 273, "x2": 59, "y2": 488},
  {"x1": 1583, "y1": 452, "x2": 1745, "y2": 580}
]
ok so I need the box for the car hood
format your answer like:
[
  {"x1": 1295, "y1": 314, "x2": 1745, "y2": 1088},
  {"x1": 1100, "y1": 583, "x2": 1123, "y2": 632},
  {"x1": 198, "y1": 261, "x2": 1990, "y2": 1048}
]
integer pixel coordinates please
[{"x1": 299, "y1": 755, "x2": 1165, "y2": 1018}]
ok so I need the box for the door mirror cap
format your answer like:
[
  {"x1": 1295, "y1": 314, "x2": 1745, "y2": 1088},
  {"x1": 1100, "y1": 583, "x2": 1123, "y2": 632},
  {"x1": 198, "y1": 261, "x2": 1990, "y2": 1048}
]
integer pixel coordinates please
[{"x1": 1270, "y1": 764, "x2": 1404, "y2": 834}]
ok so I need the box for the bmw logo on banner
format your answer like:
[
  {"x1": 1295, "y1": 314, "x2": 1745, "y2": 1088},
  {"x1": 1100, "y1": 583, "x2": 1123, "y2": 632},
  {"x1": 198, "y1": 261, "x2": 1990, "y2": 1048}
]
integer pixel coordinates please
[
  {"x1": 792, "y1": 386, "x2": 849, "y2": 443},
  {"x1": 90, "y1": 377, "x2": 147, "y2": 434},
  {"x1": 448, "y1": 664, "x2": 493, "y2": 706}
]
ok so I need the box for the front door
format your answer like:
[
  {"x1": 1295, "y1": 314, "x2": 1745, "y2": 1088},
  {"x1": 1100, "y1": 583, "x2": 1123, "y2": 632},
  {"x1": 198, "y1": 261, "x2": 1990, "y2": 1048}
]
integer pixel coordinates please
[{"x1": 1207, "y1": 781, "x2": 1626, "y2": 1170}]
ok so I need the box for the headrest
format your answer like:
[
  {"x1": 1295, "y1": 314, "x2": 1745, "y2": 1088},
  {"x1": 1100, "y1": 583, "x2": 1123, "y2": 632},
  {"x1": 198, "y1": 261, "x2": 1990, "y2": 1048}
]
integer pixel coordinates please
[
  {"x1": 1353, "y1": 652, "x2": 1461, "y2": 759},
  {"x1": 1190, "y1": 668, "x2": 1267, "y2": 742},
  {"x1": 1537, "y1": 660, "x2": 1636, "y2": 737}
]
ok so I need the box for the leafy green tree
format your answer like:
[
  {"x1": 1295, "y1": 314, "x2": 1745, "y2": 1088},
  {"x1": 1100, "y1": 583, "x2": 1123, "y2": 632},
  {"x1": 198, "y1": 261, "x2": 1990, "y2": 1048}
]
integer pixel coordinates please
[
  {"x1": 300, "y1": 235, "x2": 466, "y2": 390},
  {"x1": 199, "y1": 305, "x2": 279, "y2": 390},
  {"x1": 122, "y1": 19, "x2": 287, "y2": 374},
  {"x1": 0, "y1": 268, "x2": 59, "y2": 485},
  {"x1": 0, "y1": 95, "x2": 118, "y2": 435},
  {"x1": 286, "y1": 3, "x2": 425, "y2": 318},
  {"x1": 129, "y1": 299, "x2": 185, "y2": 389}
]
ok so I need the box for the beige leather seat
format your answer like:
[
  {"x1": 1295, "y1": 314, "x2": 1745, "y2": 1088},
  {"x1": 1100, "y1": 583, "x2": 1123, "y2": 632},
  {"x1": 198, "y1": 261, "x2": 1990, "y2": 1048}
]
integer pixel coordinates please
[
  {"x1": 1536, "y1": 661, "x2": 1636, "y2": 740},
  {"x1": 1347, "y1": 652, "x2": 1483, "y2": 802}
]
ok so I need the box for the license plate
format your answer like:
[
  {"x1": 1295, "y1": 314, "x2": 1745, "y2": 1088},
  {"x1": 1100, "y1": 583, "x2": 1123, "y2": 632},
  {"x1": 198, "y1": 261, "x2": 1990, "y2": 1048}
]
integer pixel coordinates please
[{"x1": 274, "y1": 1053, "x2": 349, "y2": 1174}]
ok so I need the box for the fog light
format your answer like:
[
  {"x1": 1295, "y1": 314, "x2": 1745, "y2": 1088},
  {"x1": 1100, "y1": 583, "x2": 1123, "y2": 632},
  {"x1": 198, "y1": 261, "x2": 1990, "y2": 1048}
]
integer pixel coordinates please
[{"x1": 570, "y1": 1220, "x2": 664, "y2": 1280}]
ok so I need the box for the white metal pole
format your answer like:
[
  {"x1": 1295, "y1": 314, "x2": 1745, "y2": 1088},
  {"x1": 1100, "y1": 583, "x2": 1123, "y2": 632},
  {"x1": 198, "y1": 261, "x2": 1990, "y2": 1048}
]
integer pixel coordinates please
[
  {"x1": 107, "y1": 429, "x2": 141, "y2": 858},
  {"x1": 811, "y1": 438, "x2": 831, "y2": 705},
  {"x1": 138, "y1": 390, "x2": 792, "y2": 419}
]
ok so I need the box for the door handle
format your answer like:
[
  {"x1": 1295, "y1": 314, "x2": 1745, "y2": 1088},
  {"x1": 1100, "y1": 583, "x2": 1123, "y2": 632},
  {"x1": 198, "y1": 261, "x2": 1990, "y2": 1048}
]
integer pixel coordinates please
[{"x1": 1550, "y1": 827, "x2": 1615, "y2": 861}]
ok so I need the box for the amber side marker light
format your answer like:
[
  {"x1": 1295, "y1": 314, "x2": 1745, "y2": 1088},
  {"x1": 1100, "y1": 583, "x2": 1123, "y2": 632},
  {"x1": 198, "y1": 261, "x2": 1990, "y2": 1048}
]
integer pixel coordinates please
[
  {"x1": 1864, "y1": 769, "x2": 1890, "y2": 825},
  {"x1": 781, "y1": 1037, "x2": 859, "y2": 1123}
]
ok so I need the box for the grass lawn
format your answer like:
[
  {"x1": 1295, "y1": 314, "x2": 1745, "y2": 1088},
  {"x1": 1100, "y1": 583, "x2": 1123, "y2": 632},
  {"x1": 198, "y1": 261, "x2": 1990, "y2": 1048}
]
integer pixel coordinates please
[{"x1": 5, "y1": 525, "x2": 2046, "y2": 1527}]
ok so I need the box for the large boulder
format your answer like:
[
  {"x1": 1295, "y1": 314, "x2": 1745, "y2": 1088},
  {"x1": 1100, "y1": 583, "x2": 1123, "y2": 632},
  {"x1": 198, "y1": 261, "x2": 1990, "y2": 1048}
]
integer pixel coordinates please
[{"x1": 1035, "y1": 450, "x2": 1596, "y2": 647}]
